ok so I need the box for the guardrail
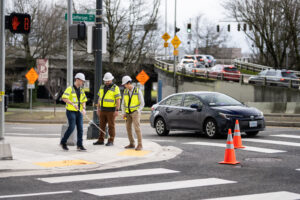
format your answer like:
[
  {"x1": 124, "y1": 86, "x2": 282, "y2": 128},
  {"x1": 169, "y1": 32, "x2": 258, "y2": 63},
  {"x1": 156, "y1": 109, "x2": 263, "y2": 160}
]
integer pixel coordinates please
[{"x1": 154, "y1": 57, "x2": 300, "y2": 89}]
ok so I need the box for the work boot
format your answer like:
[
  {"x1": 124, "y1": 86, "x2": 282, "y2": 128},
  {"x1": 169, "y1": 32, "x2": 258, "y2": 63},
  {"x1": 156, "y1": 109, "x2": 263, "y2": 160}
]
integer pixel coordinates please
[
  {"x1": 60, "y1": 143, "x2": 69, "y2": 151},
  {"x1": 124, "y1": 144, "x2": 135, "y2": 149},
  {"x1": 93, "y1": 141, "x2": 104, "y2": 145},
  {"x1": 135, "y1": 144, "x2": 143, "y2": 151},
  {"x1": 77, "y1": 146, "x2": 87, "y2": 151},
  {"x1": 105, "y1": 142, "x2": 114, "y2": 146}
]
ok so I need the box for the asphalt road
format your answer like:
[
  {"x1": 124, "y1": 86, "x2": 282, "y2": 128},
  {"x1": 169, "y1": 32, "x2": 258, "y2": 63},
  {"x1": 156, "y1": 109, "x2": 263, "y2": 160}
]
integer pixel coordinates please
[{"x1": 1, "y1": 123, "x2": 300, "y2": 200}]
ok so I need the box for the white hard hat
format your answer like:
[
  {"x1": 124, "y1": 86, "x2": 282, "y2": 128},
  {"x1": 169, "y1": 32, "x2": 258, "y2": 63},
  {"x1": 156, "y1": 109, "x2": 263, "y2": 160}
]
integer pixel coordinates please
[
  {"x1": 75, "y1": 73, "x2": 85, "y2": 81},
  {"x1": 122, "y1": 75, "x2": 132, "y2": 85},
  {"x1": 103, "y1": 72, "x2": 114, "y2": 81}
]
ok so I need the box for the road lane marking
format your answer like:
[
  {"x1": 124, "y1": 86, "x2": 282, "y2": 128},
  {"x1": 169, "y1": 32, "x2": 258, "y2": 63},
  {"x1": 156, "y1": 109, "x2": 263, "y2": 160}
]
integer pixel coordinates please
[
  {"x1": 296, "y1": 169, "x2": 300, "y2": 171},
  {"x1": 185, "y1": 142, "x2": 286, "y2": 153},
  {"x1": 243, "y1": 139, "x2": 300, "y2": 147},
  {"x1": 34, "y1": 160, "x2": 96, "y2": 168},
  {"x1": 270, "y1": 134, "x2": 300, "y2": 139},
  {"x1": 11, "y1": 127, "x2": 33, "y2": 130},
  {"x1": 80, "y1": 178, "x2": 236, "y2": 197},
  {"x1": 150, "y1": 139, "x2": 174, "y2": 142},
  {"x1": 0, "y1": 191, "x2": 72, "y2": 199},
  {"x1": 6, "y1": 133, "x2": 58, "y2": 136},
  {"x1": 38, "y1": 168, "x2": 179, "y2": 183},
  {"x1": 203, "y1": 191, "x2": 300, "y2": 200}
]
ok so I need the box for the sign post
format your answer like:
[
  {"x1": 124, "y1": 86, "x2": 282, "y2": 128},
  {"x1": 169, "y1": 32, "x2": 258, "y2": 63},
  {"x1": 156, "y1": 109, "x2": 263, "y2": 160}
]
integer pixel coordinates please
[{"x1": 25, "y1": 68, "x2": 38, "y2": 113}]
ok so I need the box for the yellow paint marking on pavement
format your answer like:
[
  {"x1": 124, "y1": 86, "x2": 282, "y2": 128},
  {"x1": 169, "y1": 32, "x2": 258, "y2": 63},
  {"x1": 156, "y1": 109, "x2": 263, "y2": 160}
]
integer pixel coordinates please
[
  {"x1": 34, "y1": 160, "x2": 96, "y2": 168},
  {"x1": 118, "y1": 149, "x2": 151, "y2": 157}
]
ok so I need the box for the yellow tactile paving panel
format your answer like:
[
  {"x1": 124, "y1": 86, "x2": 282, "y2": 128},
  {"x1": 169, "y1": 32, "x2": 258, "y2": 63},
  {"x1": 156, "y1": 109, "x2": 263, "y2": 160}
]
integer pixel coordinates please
[
  {"x1": 34, "y1": 160, "x2": 96, "y2": 168},
  {"x1": 118, "y1": 149, "x2": 151, "y2": 157}
]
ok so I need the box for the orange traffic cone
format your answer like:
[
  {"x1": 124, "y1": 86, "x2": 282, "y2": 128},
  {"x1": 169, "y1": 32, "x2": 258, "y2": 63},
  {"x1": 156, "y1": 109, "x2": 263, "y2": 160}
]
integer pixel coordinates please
[
  {"x1": 219, "y1": 129, "x2": 240, "y2": 165},
  {"x1": 233, "y1": 120, "x2": 245, "y2": 149}
]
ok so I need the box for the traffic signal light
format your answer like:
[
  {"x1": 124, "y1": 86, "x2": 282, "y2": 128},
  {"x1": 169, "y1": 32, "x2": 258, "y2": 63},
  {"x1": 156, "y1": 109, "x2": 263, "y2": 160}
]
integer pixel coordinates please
[
  {"x1": 187, "y1": 23, "x2": 191, "y2": 33},
  {"x1": 6, "y1": 13, "x2": 31, "y2": 34},
  {"x1": 243, "y1": 24, "x2": 247, "y2": 31},
  {"x1": 175, "y1": 27, "x2": 180, "y2": 33},
  {"x1": 228, "y1": 24, "x2": 230, "y2": 32},
  {"x1": 217, "y1": 25, "x2": 220, "y2": 32},
  {"x1": 237, "y1": 24, "x2": 241, "y2": 31}
]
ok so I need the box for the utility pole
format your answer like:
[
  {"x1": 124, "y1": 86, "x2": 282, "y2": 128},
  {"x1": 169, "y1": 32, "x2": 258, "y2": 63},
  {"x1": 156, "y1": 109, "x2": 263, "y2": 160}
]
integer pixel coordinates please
[
  {"x1": 173, "y1": 0, "x2": 178, "y2": 93},
  {"x1": 67, "y1": 0, "x2": 73, "y2": 86},
  {"x1": 165, "y1": 0, "x2": 167, "y2": 59},
  {"x1": 0, "y1": 0, "x2": 12, "y2": 160},
  {"x1": 87, "y1": 0, "x2": 102, "y2": 139}
]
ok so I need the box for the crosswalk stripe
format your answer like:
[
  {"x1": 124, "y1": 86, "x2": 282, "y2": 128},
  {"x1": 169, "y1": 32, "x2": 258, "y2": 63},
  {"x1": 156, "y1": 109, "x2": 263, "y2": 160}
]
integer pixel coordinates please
[
  {"x1": 296, "y1": 169, "x2": 300, "y2": 171},
  {"x1": 0, "y1": 191, "x2": 72, "y2": 199},
  {"x1": 243, "y1": 139, "x2": 300, "y2": 147},
  {"x1": 38, "y1": 168, "x2": 179, "y2": 183},
  {"x1": 270, "y1": 134, "x2": 300, "y2": 139},
  {"x1": 185, "y1": 142, "x2": 286, "y2": 153},
  {"x1": 6, "y1": 133, "x2": 58, "y2": 136},
  {"x1": 203, "y1": 191, "x2": 300, "y2": 200},
  {"x1": 80, "y1": 178, "x2": 236, "y2": 197}
]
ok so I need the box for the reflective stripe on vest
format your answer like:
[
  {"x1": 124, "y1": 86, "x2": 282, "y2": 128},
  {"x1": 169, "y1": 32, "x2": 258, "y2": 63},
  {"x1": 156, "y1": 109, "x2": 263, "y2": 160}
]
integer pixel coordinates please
[
  {"x1": 98, "y1": 84, "x2": 118, "y2": 108},
  {"x1": 124, "y1": 87, "x2": 140, "y2": 113}
]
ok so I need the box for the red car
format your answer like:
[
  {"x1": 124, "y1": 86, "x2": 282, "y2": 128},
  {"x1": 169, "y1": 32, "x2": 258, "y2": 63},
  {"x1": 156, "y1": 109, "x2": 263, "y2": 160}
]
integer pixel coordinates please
[{"x1": 208, "y1": 65, "x2": 241, "y2": 81}]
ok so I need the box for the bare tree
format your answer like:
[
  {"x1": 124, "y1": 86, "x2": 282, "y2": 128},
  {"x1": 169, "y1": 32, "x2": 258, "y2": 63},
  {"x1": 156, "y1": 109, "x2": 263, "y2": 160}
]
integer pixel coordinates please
[
  {"x1": 45, "y1": 70, "x2": 64, "y2": 116},
  {"x1": 224, "y1": 0, "x2": 300, "y2": 69}
]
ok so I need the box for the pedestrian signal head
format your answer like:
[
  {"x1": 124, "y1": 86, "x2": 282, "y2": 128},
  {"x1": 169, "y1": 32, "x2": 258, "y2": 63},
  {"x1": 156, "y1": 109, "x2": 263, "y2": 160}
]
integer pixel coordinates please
[
  {"x1": 122, "y1": 76, "x2": 132, "y2": 85},
  {"x1": 6, "y1": 13, "x2": 31, "y2": 34},
  {"x1": 103, "y1": 72, "x2": 114, "y2": 81}
]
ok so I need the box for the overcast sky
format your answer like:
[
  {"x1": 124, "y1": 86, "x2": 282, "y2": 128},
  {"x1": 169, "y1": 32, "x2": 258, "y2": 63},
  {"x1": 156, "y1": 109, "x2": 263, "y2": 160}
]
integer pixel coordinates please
[{"x1": 160, "y1": 0, "x2": 251, "y2": 53}]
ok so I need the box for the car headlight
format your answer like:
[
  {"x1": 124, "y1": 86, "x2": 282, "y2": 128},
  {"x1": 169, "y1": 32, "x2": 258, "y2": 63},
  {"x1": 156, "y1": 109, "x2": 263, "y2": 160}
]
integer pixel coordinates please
[
  {"x1": 219, "y1": 112, "x2": 243, "y2": 120},
  {"x1": 257, "y1": 111, "x2": 264, "y2": 117}
]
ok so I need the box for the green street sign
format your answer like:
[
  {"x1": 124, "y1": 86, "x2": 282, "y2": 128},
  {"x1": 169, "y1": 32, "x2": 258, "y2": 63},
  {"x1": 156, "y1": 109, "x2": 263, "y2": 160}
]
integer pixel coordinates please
[{"x1": 65, "y1": 13, "x2": 95, "y2": 22}]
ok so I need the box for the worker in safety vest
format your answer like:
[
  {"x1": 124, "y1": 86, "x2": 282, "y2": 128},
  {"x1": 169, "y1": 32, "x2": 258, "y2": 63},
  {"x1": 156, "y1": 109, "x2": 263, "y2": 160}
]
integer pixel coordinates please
[
  {"x1": 93, "y1": 72, "x2": 121, "y2": 146},
  {"x1": 121, "y1": 75, "x2": 144, "y2": 151},
  {"x1": 60, "y1": 73, "x2": 88, "y2": 151}
]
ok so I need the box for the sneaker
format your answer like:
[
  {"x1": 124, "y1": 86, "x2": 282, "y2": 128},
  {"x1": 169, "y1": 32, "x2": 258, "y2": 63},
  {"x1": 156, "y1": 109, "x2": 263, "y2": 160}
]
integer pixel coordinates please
[
  {"x1": 77, "y1": 146, "x2": 87, "y2": 151},
  {"x1": 93, "y1": 141, "x2": 104, "y2": 145},
  {"x1": 60, "y1": 143, "x2": 69, "y2": 151},
  {"x1": 124, "y1": 144, "x2": 135, "y2": 149},
  {"x1": 105, "y1": 142, "x2": 114, "y2": 146}
]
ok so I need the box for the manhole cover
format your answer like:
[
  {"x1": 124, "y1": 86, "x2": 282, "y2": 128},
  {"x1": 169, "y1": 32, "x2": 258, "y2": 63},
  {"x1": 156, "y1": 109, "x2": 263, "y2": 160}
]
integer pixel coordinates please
[{"x1": 245, "y1": 157, "x2": 282, "y2": 162}]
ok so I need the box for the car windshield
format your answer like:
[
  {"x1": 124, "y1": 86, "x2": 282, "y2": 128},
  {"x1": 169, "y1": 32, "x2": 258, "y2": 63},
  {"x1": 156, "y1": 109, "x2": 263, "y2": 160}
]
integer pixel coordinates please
[
  {"x1": 200, "y1": 93, "x2": 242, "y2": 106},
  {"x1": 281, "y1": 72, "x2": 298, "y2": 79}
]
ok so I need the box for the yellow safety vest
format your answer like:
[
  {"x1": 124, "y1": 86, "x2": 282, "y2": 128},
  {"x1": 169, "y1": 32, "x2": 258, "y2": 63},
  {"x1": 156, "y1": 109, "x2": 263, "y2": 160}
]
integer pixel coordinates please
[
  {"x1": 62, "y1": 86, "x2": 87, "y2": 111},
  {"x1": 123, "y1": 87, "x2": 140, "y2": 113},
  {"x1": 98, "y1": 84, "x2": 121, "y2": 108}
]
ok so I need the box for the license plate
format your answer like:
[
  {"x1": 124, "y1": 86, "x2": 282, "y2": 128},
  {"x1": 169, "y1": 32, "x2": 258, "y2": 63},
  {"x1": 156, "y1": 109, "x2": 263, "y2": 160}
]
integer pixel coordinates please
[{"x1": 249, "y1": 121, "x2": 257, "y2": 127}]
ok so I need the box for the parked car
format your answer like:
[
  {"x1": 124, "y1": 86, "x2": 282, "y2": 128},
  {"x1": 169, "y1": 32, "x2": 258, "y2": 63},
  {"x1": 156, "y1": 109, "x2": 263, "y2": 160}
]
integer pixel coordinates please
[
  {"x1": 208, "y1": 65, "x2": 241, "y2": 81},
  {"x1": 190, "y1": 63, "x2": 207, "y2": 75},
  {"x1": 248, "y1": 69, "x2": 300, "y2": 88},
  {"x1": 205, "y1": 55, "x2": 216, "y2": 67},
  {"x1": 194, "y1": 54, "x2": 209, "y2": 67},
  {"x1": 178, "y1": 58, "x2": 194, "y2": 71},
  {"x1": 180, "y1": 63, "x2": 194, "y2": 74},
  {"x1": 150, "y1": 92, "x2": 265, "y2": 138}
]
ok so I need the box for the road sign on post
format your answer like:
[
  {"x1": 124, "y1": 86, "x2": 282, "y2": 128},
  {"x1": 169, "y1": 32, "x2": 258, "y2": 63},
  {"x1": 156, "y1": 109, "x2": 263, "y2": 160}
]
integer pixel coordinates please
[
  {"x1": 25, "y1": 68, "x2": 39, "y2": 84},
  {"x1": 136, "y1": 70, "x2": 150, "y2": 85},
  {"x1": 162, "y1": 32, "x2": 170, "y2": 41},
  {"x1": 171, "y1": 35, "x2": 181, "y2": 49},
  {"x1": 65, "y1": 13, "x2": 95, "y2": 22}
]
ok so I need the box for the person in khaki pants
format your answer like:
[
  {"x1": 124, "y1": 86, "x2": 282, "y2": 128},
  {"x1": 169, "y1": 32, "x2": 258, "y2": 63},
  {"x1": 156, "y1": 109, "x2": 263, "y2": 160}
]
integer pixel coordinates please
[{"x1": 121, "y1": 76, "x2": 145, "y2": 151}]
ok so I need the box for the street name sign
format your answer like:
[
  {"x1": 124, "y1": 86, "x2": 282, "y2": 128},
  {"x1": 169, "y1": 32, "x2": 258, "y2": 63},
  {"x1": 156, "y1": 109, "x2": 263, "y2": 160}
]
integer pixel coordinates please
[{"x1": 65, "y1": 13, "x2": 95, "y2": 22}]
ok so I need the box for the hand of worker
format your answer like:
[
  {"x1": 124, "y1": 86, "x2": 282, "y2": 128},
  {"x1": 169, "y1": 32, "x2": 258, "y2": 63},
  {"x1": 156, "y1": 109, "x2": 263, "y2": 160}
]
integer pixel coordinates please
[
  {"x1": 81, "y1": 109, "x2": 86, "y2": 116},
  {"x1": 74, "y1": 104, "x2": 79, "y2": 111},
  {"x1": 114, "y1": 110, "x2": 119, "y2": 117}
]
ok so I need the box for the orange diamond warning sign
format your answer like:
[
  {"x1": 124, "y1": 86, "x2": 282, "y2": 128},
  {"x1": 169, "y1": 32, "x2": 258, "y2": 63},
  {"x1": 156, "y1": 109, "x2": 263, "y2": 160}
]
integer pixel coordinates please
[
  {"x1": 136, "y1": 70, "x2": 150, "y2": 85},
  {"x1": 25, "y1": 68, "x2": 39, "y2": 84}
]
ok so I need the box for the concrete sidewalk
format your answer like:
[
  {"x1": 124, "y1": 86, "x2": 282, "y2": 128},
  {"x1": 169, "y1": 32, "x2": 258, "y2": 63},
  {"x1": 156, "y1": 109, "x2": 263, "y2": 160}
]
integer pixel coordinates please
[{"x1": 0, "y1": 137, "x2": 182, "y2": 178}]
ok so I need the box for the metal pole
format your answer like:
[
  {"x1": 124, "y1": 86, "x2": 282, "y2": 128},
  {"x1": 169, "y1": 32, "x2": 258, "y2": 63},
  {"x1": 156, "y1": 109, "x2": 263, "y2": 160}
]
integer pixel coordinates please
[
  {"x1": 0, "y1": 0, "x2": 12, "y2": 160},
  {"x1": 0, "y1": 0, "x2": 4, "y2": 141},
  {"x1": 67, "y1": 0, "x2": 73, "y2": 87},
  {"x1": 87, "y1": 0, "x2": 102, "y2": 139},
  {"x1": 165, "y1": 0, "x2": 167, "y2": 59},
  {"x1": 173, "y1": 0, "x2": 177, "y2": 93},
  {"x1": 30, "y1": 88, "x2": 32, "y2": 113}
]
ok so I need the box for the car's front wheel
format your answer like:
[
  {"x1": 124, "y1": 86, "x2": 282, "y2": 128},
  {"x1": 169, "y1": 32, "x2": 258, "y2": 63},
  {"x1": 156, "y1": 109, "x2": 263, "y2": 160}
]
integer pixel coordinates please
[
  {"x1": 204, "y1": 118, "x2": 219, "y2": 138},
  {"x1": 155, "y1": 117, "x2": 169, "y2": 136},
  {"x1": 245, "y1": 131, "x2": 259, "y2": 137}
]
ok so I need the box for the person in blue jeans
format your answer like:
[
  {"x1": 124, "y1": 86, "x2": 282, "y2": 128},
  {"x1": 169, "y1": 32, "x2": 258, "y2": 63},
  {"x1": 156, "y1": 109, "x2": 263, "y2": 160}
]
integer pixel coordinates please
[{"x1": 60, "y1": 73, "x2": 88, "y2": 151}]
